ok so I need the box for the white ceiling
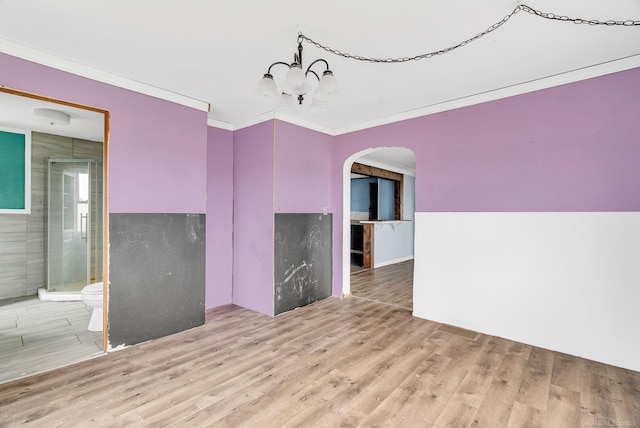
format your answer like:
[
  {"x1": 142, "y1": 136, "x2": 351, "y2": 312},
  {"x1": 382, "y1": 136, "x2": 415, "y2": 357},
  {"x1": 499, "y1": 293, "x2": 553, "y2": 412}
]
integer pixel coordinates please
[{"x1": 0, "y1": 0, "x2": 639, "y2": 136}]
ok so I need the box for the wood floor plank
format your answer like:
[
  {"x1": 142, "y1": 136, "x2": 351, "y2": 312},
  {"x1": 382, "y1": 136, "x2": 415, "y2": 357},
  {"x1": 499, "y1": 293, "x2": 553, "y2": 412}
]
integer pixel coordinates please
[
  {"x1": 358, "y1": 353, "x2": 455, "y2": 427},
  {"x1": 580, "y1": 369, "x2": 620, "y2": 425},
  {"x1": 350, "y1": 260, "x2": 413, "y2": 310},
  {"x1": 472, "y1": 397, "x2": 513, "y2": 427},
  {"x1": 551, "y1": 351, "x2": 581, "y2": 392},
  {"x1": 483, "y1": 353, "x2": 530, "y2": 406},
  {"x1": 608, "y1": 366, "x2": 640, "y2": 427},
  {"x1": 507, "y1": 401, "x2": 544, "y2": 428},
  {"x1": 515, "y1": 347, "x2": 554, "y2": 411},
  {"x1": 346, "y1": 347, "x2": 432, "y2": 415},
  {"x1": 543, "y1": 384, "x2": 581, "y2": 428},
  {"x1": 453, "y1": 337, "x2": 507, "y2": 408},
  {"x1": 432, "y1": 399, "x2": 478, "y2": 428}
]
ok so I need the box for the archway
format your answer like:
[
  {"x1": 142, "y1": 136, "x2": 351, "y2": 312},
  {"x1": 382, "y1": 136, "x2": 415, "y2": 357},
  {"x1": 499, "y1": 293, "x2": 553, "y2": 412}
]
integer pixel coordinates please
[{"x1": 342, "y1": 147, "x2": 416, "y2": 309}]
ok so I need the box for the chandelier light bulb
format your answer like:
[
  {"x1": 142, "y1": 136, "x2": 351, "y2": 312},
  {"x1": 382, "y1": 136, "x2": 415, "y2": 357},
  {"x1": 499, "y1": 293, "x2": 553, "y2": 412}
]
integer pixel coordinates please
[
  {"x1": 313, "y1": 70, "x2": 339, "y2": 101},
  {"x1": 253, "y1": 74, "x2": 279, "y2": 103},
  {"x1": 282, "y1": 64, "x2": 311, "y2": 96}
]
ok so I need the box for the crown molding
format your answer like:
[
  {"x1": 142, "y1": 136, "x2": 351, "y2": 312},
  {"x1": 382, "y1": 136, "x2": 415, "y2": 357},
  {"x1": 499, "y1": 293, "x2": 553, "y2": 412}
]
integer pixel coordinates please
[
  {"x1": 228, "y1": 111, "x2": 275, "y2": 131},
  {"x1": 333, "y1": 54, "x2": 640, "y2": 136},
  {"x1": 0, "y1": 38, "x2": 210, "y2": 112},
  {"x1": 212, "y1": 110, "x2": 335, "y2": 135},
  {"x1": 273, "y1": 111, "x2": 334, "y2": 136},
  {"x1": 206, "y1": 117, "x2": 234, "y2": 130}
]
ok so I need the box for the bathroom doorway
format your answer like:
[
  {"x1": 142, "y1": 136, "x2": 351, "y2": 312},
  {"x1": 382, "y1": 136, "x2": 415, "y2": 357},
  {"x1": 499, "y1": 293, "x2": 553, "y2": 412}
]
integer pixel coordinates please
[{"x1": 0, "y1": 87, "x2": 109, "y2": 383}]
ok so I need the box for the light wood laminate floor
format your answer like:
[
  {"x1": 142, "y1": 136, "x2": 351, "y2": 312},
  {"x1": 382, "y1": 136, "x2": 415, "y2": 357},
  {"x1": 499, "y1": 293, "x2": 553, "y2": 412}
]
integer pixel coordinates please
[
  {"x1": 351, "y1": 260, "x2": 413, "y2": 310},
  {"x1": 0, "y1": 296, "x2": 104, "y2": 385},
  {"x1": 1, "y1": 296, "x2": 639, "y2": 427}
]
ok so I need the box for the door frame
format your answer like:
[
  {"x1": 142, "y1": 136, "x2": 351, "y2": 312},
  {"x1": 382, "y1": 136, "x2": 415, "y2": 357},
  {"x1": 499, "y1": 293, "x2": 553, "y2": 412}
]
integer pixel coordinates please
[{"x1": 0, "y1": 87, "x2": 110, "y2": 350}]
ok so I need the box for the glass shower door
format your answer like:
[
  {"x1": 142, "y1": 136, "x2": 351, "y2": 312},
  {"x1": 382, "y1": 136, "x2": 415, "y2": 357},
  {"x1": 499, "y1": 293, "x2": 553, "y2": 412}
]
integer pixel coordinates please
[{"x1": 47, "y1": 160, "x2": 92, "y2": 292}]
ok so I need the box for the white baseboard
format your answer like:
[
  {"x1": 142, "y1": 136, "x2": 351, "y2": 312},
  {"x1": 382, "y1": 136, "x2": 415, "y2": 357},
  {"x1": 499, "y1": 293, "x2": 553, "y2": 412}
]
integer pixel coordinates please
[{"x1": 374, "y1": 255, "x2": 414, "y2": 269}]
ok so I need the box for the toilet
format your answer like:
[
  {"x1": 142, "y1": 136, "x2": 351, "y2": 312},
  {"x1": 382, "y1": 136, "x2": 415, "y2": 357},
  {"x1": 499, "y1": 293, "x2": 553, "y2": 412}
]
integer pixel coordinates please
[{"x1": 81, "y1": 282, "x2": 104, "y2": 331}]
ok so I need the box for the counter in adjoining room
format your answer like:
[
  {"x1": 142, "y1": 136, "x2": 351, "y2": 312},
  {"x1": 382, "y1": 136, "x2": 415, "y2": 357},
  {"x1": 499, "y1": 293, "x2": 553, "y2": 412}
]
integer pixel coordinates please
[{"x1": 350, "y1": 220, "x2": 413, "y2": 269}]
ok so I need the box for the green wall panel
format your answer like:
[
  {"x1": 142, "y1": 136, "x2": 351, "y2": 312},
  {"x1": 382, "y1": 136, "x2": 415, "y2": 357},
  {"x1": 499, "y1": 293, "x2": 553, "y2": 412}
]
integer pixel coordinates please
[{"x1": 0, "y1": 130, "x2": 27, "y2": 210}]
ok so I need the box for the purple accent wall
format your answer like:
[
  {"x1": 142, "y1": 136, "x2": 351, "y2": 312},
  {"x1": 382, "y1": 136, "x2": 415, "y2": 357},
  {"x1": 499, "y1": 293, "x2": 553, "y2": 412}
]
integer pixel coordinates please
[
  {"x1": 232, "y1": 121, "x2": 275, "y2": 315},
  {"x1": 0, "y1": 52, "x2": 207, "y2": 214},
  {"x1": 274, "y1": 121, "x2": 333, "y2": 213},
  {"x1": 206, "y1": 127, "x2": 234, "y2": 309}
]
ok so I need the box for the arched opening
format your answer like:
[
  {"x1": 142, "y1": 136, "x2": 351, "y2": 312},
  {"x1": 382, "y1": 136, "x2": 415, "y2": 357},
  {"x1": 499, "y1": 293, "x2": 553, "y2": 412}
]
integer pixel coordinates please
[{"x1": 342, "y1": 147, "x2": 416, "y2": 310}]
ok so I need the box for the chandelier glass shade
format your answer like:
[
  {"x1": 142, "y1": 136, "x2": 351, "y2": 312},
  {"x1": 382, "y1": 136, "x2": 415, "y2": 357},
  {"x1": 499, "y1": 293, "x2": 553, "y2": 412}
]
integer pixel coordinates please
[{"x1": 254, "y1": 74, "x2": 279, "y2": 101}]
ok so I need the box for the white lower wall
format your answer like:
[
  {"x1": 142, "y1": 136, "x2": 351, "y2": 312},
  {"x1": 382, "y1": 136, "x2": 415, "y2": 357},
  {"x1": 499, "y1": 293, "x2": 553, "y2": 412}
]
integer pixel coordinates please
[{"x1": 414, "y1": 211, "x2": 640, "y2": 372}]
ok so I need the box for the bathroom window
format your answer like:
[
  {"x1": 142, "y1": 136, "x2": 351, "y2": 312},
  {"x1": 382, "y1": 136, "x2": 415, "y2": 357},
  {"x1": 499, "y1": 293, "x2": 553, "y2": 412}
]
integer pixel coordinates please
[{"x1": 77, "y1": 173, "x2": 89, "y2": 238}]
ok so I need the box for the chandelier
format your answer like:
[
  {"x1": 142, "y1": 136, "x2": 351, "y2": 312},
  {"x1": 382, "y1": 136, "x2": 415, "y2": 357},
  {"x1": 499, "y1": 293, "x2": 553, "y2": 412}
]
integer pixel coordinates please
[{"x1": 254, "y1": 34, "x2": 339, "y2": 112}]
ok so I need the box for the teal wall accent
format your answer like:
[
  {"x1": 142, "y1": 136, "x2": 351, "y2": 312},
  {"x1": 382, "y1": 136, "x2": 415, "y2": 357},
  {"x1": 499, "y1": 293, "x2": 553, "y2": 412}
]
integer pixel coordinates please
[{"x1": 0, "y1": 130, "x2": 26, "y2": 210}]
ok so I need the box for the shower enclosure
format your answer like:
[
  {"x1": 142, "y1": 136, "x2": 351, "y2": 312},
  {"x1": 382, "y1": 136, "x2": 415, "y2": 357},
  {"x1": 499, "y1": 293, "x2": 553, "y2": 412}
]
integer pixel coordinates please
[{"x1": 47, "y1": 159, "x2": 103, "y2": 293}]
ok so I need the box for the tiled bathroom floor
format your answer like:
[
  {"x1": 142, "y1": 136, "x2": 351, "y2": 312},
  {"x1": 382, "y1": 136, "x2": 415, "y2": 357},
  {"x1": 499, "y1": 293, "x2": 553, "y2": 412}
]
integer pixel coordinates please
[{"x1": 0, "y1": 296, "x2": 105, "y2": 385}]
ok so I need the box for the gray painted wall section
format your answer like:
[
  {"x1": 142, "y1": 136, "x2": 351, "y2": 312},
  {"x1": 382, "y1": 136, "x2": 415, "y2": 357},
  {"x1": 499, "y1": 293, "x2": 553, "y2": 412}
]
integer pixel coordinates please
[{"x1": 108, "y1": 213, "x2": 205, "y2": 347}]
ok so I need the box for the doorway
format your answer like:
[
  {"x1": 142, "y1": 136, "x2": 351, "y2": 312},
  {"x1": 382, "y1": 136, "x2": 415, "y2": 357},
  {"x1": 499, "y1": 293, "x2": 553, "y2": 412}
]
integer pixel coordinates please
[
  {"x1": 342, "y1": 147, "x2": 416, "y2": 310},
  {"x1": 0, "y1": 87, "x2": 109, "y2": 383}
]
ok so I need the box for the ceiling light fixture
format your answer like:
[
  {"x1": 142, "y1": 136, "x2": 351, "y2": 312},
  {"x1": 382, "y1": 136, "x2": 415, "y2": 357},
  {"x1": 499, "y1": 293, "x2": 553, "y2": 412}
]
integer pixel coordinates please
[
  {"x1": 255, "y1": 34, "x2": 339, "y2": 110},
  {"x1": 33, "y1": 108, "x2": 71, "y2": 126}
]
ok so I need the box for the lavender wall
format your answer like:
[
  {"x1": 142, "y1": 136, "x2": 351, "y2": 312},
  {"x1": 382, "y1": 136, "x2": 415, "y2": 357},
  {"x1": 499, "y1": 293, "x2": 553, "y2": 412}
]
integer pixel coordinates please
[
  {"x1": 232, "y1": 121, "x2": 275, "y2": 315},
  {"x1": 273, "y1": 121, "x2": 333, "y2": 213},
  {"x1": 333, "y1": 67, "x2": 640, "y2": 214},
  {"x1": 417, "y1": 69, "x2": 640, "y2": 212},
  {"x1": 206, "y1": 126, "x2": 234, "y2": 309},
  {"x1": 0, "y1": 53, "x2": 208, "y2": 214}
]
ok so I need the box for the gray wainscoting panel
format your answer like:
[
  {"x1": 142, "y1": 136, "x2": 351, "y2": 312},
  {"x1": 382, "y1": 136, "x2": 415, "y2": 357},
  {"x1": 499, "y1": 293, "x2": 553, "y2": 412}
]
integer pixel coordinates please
[
  {"x1": 274, "y1": 213, "x2": 332, "y2": 316},
  {"x1": 109, "y1": 213, "x2": 205, "y2": 347}
]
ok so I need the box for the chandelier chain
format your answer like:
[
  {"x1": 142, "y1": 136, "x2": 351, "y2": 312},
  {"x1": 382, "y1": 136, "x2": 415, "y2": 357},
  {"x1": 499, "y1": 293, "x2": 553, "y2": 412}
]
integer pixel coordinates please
[{"x1": 299, "y1": 4, "x2": 640, "y2": 64}]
